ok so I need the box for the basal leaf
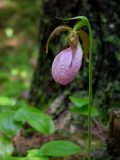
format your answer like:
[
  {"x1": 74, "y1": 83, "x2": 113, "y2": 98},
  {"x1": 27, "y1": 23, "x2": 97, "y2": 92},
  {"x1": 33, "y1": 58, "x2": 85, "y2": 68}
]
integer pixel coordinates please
[
  {"x1": 38, "y1": 140, "x2": 80, "y2": 157},
  {"x1": 5, "y1": 156, "x2": 48, "y2": 160},
  {"x1": 27, "y1": 149, "x2": 49, "y2": 160},
  {"x1": 69, "y1": 96, "x2": 88, "y2": 107},
  {"x1": 0, "y1": 111, "x2": 22, "y2": 137},
  {"x1": 71, "y1": 105, "x2": 99, "y2": 117},
  {"x1": 15, "y1": 106, "x2": 55, "y2": 135}
]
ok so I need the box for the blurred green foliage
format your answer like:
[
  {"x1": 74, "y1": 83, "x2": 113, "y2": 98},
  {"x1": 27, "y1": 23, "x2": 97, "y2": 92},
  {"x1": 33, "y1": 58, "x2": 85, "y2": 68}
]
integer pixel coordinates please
[
  {"x1": 0, "y1": 0, "x2": 40, "y2": 97},
  {"x1": 0, "y1": 137, "x2": 14, "y2": 158},
  {"x1": 0, "y1": 1, "x2": 81, "y2": 154}
]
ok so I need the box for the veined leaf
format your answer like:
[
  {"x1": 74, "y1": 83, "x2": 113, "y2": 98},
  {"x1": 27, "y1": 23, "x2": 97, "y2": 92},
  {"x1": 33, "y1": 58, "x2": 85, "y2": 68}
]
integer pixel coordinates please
[
  {"x1": 71, "y1": 105, "x2": 99, "y2": 117},
  {"x1": 15, "y1": 106, "x2": 55, "y2": 135},
  {"x1": 69, "y1": 96, "x2": 98, "y2": 117},
  {"x1": 6, "y1": 157, "x2": 48, "y2": 160},
  {"x1": 27, "y1": 149, "x2": 49, "y2": 160},
  {"x1": 38, "y1": 140, "x2": 80, "y2": 157},
  {"x1": 0, "y1": 111, "x2": 22, "y2": 137},
  {"x1": 69, "y1": 96, "x2": 89, "y2": 107}
]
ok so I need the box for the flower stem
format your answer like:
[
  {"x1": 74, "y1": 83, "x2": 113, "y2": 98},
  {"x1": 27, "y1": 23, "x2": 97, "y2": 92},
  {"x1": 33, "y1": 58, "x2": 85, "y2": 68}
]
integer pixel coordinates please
[
  {"x1": 87, "y1": 21, "x2": 92, "y2": 160},
  {"x1": 73, "y1": 17, "x2": 93, "y2": 160},
  {"x1": 56, "y1": 16, "x2": 93, "y2": 160}
]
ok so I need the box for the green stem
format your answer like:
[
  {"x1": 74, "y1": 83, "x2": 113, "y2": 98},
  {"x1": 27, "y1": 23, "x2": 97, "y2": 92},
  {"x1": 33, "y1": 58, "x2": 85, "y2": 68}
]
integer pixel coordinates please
[
  {"x1": 57, "y1": 16, "x2": 93, "y2": 160},
  {"x1": 87, "y1": 21, "x2": 92, "y2": 160},
  {"x1": 73, "y1": 17, "x2": 93, "y2": 160}
]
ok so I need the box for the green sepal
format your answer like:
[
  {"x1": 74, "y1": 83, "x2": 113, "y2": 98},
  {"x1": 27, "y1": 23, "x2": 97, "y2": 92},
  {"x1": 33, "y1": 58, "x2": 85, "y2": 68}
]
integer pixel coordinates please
[
  {"x1": 56, "y1": 16, "x2": 88, "y2": 31},
  {"x1": 56, "y1": 16, "x2": 87, "y2": 21}
]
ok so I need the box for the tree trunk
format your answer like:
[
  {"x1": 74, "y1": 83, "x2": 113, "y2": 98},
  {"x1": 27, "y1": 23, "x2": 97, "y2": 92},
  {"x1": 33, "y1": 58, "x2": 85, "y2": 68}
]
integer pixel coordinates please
[{"x1": 29, "y1": 0, "x2": 120, "y2": 115}]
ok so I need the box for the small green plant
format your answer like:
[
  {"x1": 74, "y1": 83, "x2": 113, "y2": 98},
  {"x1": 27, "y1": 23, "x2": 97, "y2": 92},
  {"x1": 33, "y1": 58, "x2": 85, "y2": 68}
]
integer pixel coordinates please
[{"x1": 69, "y1": 96, "x2": 98, "y2": 117}]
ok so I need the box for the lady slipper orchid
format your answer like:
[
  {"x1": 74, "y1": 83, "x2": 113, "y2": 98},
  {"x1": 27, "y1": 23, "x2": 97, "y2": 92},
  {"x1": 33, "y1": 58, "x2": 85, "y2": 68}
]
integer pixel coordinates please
[
  {"x1": 52, "y1": 43, "x2": 83, "y2": 85},
  {"x1": 46, "y1": 16, "x2": 93, "y2": 160},
  {"x1": 46, "y1": 23, "x2": 89, "y2": 85}
]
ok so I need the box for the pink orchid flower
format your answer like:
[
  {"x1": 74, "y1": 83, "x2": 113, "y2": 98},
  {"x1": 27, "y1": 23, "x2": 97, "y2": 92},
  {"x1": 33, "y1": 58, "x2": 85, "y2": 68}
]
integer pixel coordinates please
[
  {"x1": 52, "y1": 43, "x2": 83, "y2": 85},
  {"x1": 46, "y1": 25, "x2": 89, "y2": 85}
]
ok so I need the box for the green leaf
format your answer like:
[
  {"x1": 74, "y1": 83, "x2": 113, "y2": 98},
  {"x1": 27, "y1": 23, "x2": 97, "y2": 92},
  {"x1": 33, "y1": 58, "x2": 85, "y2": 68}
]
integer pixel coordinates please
[
  {"x1": 27, "y1": 158, "x2": 49, "y2": 160},
  {"x1": 27, "y1": 149, "x2": 39, "y2": 157},
  {"x1": 0, "y1": 137, "x2": 14, "y2": 158},
  {"x1": 5, "y1": 157, "x2": 26, "y2": 160},
  {"x1": 15, "y1": 106, "x2": 55, "y2": 135},
  {"x1": 6, "y1": 157, "x2": 48, "y2": 160},
  {"x1": 71, "y1": 105, "x2": 99, "y2": 117},
  {"x1": 69, "y1": 96, "x2": 88, "y2": 107},
  {"x1": 38, "y1": 140, "x2": 80, "y2": 157},
  {"x1": 0, "y1": 111, "x2": 22, "y2": 137},
  {"x1": 27, "y1": 149, "x2": 49, "y2": 160}
]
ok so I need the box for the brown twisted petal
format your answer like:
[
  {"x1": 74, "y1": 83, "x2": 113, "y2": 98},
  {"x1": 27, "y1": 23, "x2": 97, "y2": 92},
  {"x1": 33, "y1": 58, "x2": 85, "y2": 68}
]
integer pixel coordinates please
[
  {"x1": 46, "y1": 25, "x2": 72, "y2": 53},
  {"x1": 77, "y1": 30, "x2": 89, "y2": 62}
]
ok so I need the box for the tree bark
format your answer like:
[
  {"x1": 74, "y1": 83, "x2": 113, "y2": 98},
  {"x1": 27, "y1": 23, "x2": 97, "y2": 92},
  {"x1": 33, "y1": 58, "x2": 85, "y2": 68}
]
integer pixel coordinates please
[{"x1": 29, "y1": 0, "x2": 120, "y2": 116}]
